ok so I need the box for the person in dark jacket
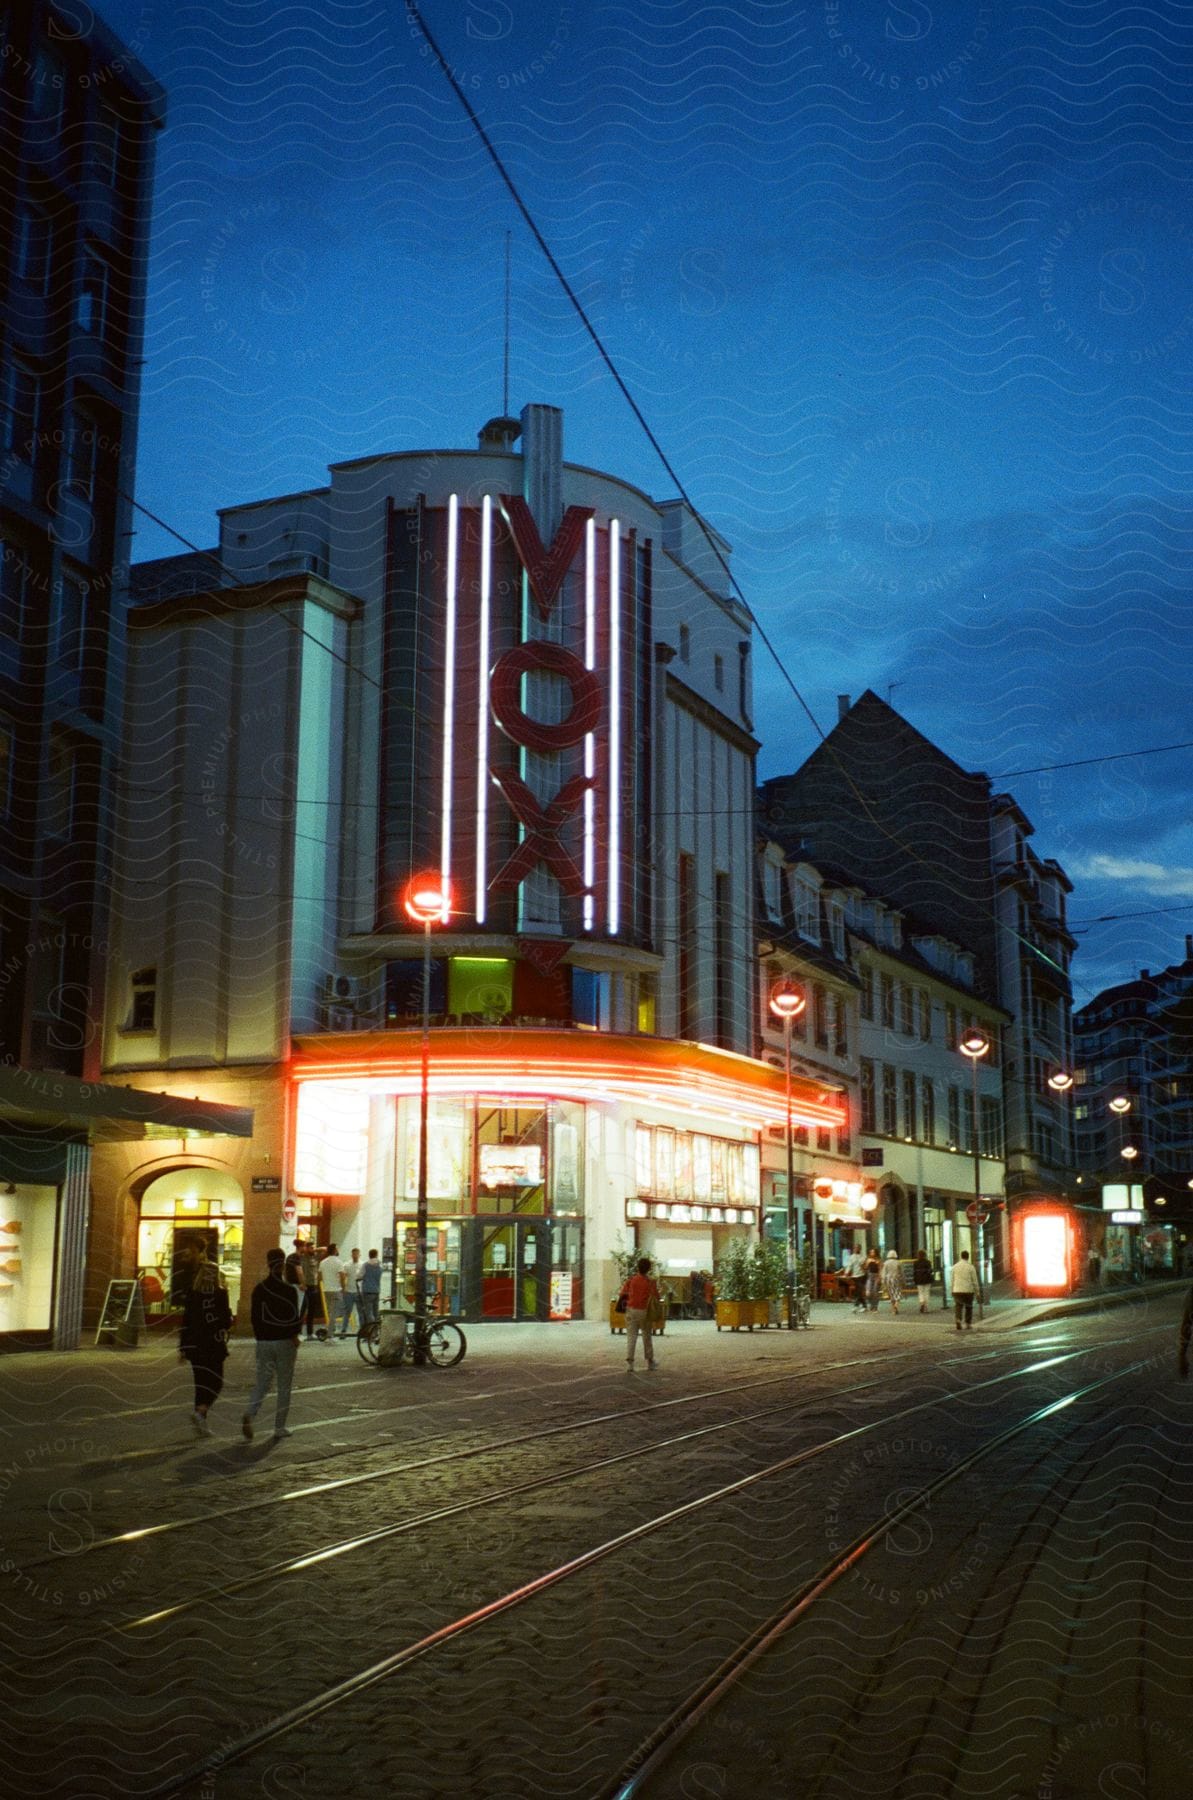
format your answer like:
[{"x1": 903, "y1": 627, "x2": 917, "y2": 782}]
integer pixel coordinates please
[
  {"x1": 912, "y1": 1249, "x2": 933, "y2": 1314},
  {"x1": 178, "y1": 1236, "x2": 233, "y2": 1437},
  {"x1": 242, "y1": 1248, "x2": 302, "y2": 1440}
]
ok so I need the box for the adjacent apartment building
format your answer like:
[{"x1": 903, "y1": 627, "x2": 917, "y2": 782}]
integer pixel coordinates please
[
  {"x1": 0, "y1": 3, "x2": 249, "y2": 1348},
  {"x1": 88, "y1": 404, "x2": 843, "y2": 1325}
]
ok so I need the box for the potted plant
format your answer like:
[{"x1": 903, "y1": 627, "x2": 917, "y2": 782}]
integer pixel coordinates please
[
  {"x1": 751, "y1": 1237, "x2": 787, "y2": 1327},
  {"x1": 715, "y1": 1237, "x2": 757, "y2": 1331}
]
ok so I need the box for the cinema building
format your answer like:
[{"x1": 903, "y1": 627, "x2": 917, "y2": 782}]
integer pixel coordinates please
[{"x1": 87, "y1": 405, "x2": 844, "y2": 1324}]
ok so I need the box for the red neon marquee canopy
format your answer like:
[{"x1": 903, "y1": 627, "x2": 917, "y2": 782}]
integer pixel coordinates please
[{"x1": 290, "y1": 1027, "x2": 847, "y2": 1133}]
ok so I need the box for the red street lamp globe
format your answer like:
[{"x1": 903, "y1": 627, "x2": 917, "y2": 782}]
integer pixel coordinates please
[
  {"x1": 404, "y1": 875, "x2": 452, "y2": 925},
  {"x1": 769, "y1": 980, "x2": 806, "y2": 1023},
  {"x1": 958, "y1": 1028, "x2": 990, "y2": 1060}
]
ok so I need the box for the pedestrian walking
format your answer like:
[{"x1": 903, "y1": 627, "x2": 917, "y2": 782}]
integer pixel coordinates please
[
  {"x1": 340, "y1": 1247, "x2": 364, "y2": 1337},
  {"x1": 846, "y1": 1247, "x2": 867, "y2": 1312},
  {"x1": 242, "y1": 1249, "x2": 301, "y2": 1441},
  {"x1": 864, "y1": 1248, "x2": 882, "y2": 1313},
  {"x1": 319, "y1": 1242, "x2": 346, "y2": 1340},
  {"x1": 619, "y1": 1256, "x2": 660, "y2": 1371},
  {"x1": 359, "y1": 1249, "x2": 382, "y2": 1326},
  {"x1": 912, "y1": 1248, "x2": 933, "y2": 1314},
  {"x1": 882, "y1": 1248, "x2": 902, "y2": 1315},
  {"x1": 951, "y1": 1249, "x2": 979, "y2": 1331},
  {"x1": 178, "y1": 1235, "x2": 233, "y2": 1436}
]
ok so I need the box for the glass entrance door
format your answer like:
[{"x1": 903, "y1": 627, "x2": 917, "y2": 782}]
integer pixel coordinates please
[{"x1": 476, "y1": 1220, "x2": 551, "y2": 1319}]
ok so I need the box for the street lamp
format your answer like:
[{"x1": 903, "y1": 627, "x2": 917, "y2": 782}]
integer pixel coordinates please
[
  {"x1": 1047, "y1": 1068, "x2": 1073, "y2": 1093},
  {"x1": 401, "y1": 874, "x2": 452, "y2": 1346},
  {"x1": 959, "y1": 1028, "x2": 991, "y2": 1316},
  {"x1": 769, "y1": 977, "x2": 807, "y2": 1330}
]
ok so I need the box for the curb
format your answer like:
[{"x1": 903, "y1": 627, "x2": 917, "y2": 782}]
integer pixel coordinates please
[{"x1": 978, "y1": 1278, "x2": 1190, "y2": 1332}]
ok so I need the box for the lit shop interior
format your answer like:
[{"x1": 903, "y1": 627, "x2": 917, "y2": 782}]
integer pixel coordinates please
[{"x1": 289, "y1": 1033, "x2": 844, "y2": 1321}]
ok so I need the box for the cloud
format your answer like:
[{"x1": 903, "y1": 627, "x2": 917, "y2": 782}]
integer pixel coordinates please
[{"x1": 1070, "y1": 854, "x2": 1193, "y2": 897}]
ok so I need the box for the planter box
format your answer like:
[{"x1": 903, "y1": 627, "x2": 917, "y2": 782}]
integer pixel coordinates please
[
  {"x1": 715, "y1": 1299, "x2": 769, "y2": 1332},
  {"x1": 609, "y1": 1301, "x2": 667, "y2": 1336}
]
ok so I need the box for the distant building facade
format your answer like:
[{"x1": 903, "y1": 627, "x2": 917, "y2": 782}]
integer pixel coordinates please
[
  {"x1": 90, "y1": 406, "x2": 843, "y2": 1325},
  {"x1": 759, "y1": 692, "x2": 1075, "y2": 1254}
]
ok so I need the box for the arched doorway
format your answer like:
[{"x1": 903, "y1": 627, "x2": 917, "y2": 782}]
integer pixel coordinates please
[{"x1": 135, "y1": 1168, "x2": 245, "y2": 1318}]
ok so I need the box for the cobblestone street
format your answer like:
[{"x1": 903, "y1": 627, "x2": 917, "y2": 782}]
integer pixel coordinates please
[{"x1": 1, "y1": 1288, "x2": 1188, "y2": 1799}]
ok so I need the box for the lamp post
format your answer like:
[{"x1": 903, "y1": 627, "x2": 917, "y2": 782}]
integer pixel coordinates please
[
  {"x1": 959, "y1": 1027, "x2": 991, "y2": 1318},
  {"x1": 401, "y1": 875, "x2": 452, "y2": 1350},
  {"x1": 769, "y1": 977, "x2": 807, "y2": 1330}
]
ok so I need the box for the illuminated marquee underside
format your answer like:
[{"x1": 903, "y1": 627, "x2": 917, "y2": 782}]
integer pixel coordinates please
[
  {"x1": 291, "y1": 1029, "x2": 848, "y2": 1135},
  {"x1": 431, "y1": 493, "x2": 629, "y2": 937}
]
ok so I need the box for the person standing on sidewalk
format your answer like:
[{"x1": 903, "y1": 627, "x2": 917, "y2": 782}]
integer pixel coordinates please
[
  {"x1": 340, "y1": 1247, "x2": 364, "y2": 1337},
  {"x1": 882, "y1": 1249, "x2": 903, "y2": 1315},
  {"x1": 178, "y1": 1236, "x2": 233, "y2": 1436},
  {"x1": 912, "y1": 1249, "x2": 933, "y2": 1315},
  {"x1": 864, "y1": 1247, "x2": 882, "y2": 1314},
  {"x1": 359, "y1": 1249, "x2": 382, "y2": 1326},
  {"x1": 951, "y1": 1250, "x2": 979, "y2": 1331},
  {"x1": 846, "y1": 1247, "x2": 867, "y2": 1312},
  {"x1": 297, "y1": 1240, "x2": 321, "y2": 1340},
  {"x1": 619, "y1": 1257, "x2": 660, "y2": 1371},
  {"x1": 319, "y1": 1242, "x2": 346, "y2": 1340},
  {"x1": 242, "y1": 1249, "x2": 301, "y2": 1441}
]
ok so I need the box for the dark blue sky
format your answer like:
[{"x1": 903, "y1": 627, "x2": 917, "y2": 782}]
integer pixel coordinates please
[{"x1": 101, "y1": 0, "x2": 1193, "y2": 1000}]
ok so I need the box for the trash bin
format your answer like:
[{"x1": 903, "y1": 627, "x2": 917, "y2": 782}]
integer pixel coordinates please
[{"x1": 376, "y1": 1309, "x2": 409, "y2": 1367}]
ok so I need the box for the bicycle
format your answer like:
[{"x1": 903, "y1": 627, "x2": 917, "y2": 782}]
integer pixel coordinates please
[{"x1": 357, "y1": 1311, "x2": 467, "y2": 1368}]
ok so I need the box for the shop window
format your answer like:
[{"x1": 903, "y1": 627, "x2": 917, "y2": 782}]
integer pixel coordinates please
[
  {"x1": 635, "y1": 1124, "x2": 654, "y2": 1196},
  {"x1": 572, "y1": 966, "x2": 611, "y2": 1030},
  {"x1": 474, "y1": 1100, "x2": 546, "y2": 1214},
  {"x1": 129, "y1": 966, "x2": 156, "y2": 1030},
  {"x1": 0, "y1": 1182, "x2": 58, "y2": 1334},
  {"x1": 448, "y1": 955, "x2": 513, "y2": 1019},
  {"x1": 136, "y1": 1170, "x2": 245, "y2": 1318},
  {"x1": 654, "y1": 1126, "x2": 675, "y2": 1200},
  {"x1": 396, "y1": 1095, "x2": 468, "y2": 1212}
]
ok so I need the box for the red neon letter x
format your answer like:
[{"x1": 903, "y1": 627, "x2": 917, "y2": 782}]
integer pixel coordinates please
[{"x1": 488, "y1": 770, "x2": 591, "y2": 898}]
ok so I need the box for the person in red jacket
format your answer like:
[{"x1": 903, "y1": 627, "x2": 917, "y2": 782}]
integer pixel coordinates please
[{"x1": 619, "y1": 1256, "x2": 660, "y2": 1372}]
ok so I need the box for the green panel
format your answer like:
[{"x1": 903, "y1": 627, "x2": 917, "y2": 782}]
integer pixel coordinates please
[{"x1": 448, "y1": 957, "x2": 514, "y2": 1017}]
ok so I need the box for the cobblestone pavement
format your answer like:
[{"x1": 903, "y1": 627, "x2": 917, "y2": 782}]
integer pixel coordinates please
[{"x1": 0, "y1": 1290, "x2": 1186, "y2": 1799}]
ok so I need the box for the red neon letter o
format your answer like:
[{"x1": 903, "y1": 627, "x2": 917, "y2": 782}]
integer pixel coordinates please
[{"x1": 490, "y1": 641, "x2": 602, "y2": 753}]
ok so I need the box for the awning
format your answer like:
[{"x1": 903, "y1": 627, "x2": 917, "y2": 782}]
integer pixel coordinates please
[{"x1": 0, "y1": 1066, "x2": 254, "y2": 1142}]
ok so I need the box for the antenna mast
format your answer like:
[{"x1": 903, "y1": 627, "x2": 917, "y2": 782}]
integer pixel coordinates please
[{"x1": 502, "y1": 229, "x2": 511, "y2": 416}]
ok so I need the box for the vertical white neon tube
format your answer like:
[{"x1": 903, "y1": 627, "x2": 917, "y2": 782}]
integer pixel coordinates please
[
  {"x1": 476, "y1": 495, "x2": 492, "y2": 924},
  {"x1": 440, "y1": 493, "x2": 458, "y2": 917},
  {"x1": 607, "y1": 519, "x2": 621, "y2": 935},
  {"x1": 583, "y1": 516, "x2": 596, "y2": 932}
]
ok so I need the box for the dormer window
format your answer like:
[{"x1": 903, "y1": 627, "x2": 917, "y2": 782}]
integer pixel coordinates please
[
  {"x1": 763, "y1": 858, "x2": 783, "y2": 922},
  {"x1": 794, "y1": 880, "x2": 819, "y2": 942}
]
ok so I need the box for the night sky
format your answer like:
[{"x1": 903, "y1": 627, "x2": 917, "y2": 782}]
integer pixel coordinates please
[{"x1": 97, "y1": 0, "x2": 1193, "y2": 1000}]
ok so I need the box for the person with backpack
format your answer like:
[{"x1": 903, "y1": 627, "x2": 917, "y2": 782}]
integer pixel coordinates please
[
  {"x1": 912, "y1": 1248, "x2": 933, "y2": 1314},
  {"x1": 618, "y1": 1256, "x2": 660, "y2": 1371}
]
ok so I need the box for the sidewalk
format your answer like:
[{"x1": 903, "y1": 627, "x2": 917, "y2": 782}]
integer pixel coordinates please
[{"x1": 971, "y1": 1274, "x2": 1189, "y2": 1331}]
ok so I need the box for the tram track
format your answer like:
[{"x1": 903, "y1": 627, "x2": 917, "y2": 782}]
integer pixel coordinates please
[{"x1": 141, "y1": 1333, "x2": 1158, "y2": 1798}]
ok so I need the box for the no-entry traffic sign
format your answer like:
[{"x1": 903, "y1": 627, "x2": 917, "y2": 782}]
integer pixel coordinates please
[{"x1": 966, "y1": 1201, "x2": 989, "y2": 1226}]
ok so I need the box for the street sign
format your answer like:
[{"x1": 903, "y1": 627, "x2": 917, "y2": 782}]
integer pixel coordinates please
[
  {"x1": 251, "y1": 1175, "x2": 281, "y2": 1193},
  {"x1": 281, "y1": 1198, "x2": 297, "y2": 1227},
  {"x1": 966, "y1": 1202, "x2": 989, "y2": 1225}
]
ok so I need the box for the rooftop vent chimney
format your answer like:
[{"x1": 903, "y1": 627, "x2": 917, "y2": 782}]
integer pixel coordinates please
[
  {"x1": 837, "y1": 694, "x2": 850, "y2": 722},
  {"x1": 478, "y1": 415, "x2": 521, "y2": 451}
]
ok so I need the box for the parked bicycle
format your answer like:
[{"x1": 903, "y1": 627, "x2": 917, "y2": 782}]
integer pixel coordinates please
[{"x1": 357, "y1": 1311, "x2": 467, "y2": 1368}]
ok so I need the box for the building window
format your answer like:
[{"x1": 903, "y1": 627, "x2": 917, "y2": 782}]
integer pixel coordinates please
[
  {"x1": 66, "y1": 409, "x2": 100, "y2": 503},
  {"x1": 795, "y1": 881, "x2": 819, "y2": 942},
  {"x1": 92, "y1": 108, "x2": 122, "y2": 183},
  {"x1": 57, "y1": 570, "x2": 88, "y2": 669},
  {"x1": 678, "y1": 623, "x2": 690, "y2": 663},
  {"x1": 44, "y1": 733, "x2": 76, "y2": 839},
  {"x1": 0, "y1": 357, "x2": 39, "y2": 459},
  {"x1": 833, "y1": 995, "x2": 847, "y2": 1057},
  {"x1": 900, "y1": 983, "x2": 914, "y2": 1036},
  {"x1": 29, "y1": 51, "x2": 65, "y2": 129},
  {"x1": 78, "y1": 249, "x2": 110, "y2": 336},
  {"x1": 129, "y1": 967, "x2": 157, "y2": 1031},
  {"x1": 1, "y1": 531, "x2": 37, "y2": 638},
  {"x1": 813, "y1": 983, "x2": 828, "y2": 1048},
  {"x1": 922, "y1": 1077, "x2": 936, "y2": 1145},
  {"x1": 828, "y1": 902, "x2": 845, "y2": 958},
  {"x1": 945, "y1": 1003, "x2": 957, "y2": 1049},
  {"x1": 816, "y1": 1126, "x2": 832, "y2": 1151},
  {"x1": 714, "y1": 872, "x2": 732, "y2": 1049},
  {"x1": 858, "y1": 963, "x2": 874, "y2": 1020},
  {"x1": 947, "y1": 1084, "x2": 961, "y2": 1148},
  {"x1": 903, "y1": 1070, "x2": 918, "y2": 1140},
  {"x1": 762, "y1": 858, "x2": 782, "y2": 922},
  {"x1": 637, "y1": 974, "x2": 656, "y2": 1035},
  {"x1": 919, "y1": 990, "x2": 932, "y2": 1041},
  {"x1": 713, "y1": 653, "x2": 724, "y2": 692},
  {"x1": 14, "y1": 206, "x2": 52, "y2": 292},
  {"x1": 981, "y1": 1097, "x2": 1002, "y2": 1157},
  {"x1": 881, "y1": 1065, "x2": 898, "y2": 1136},
  {"x1": 860, "y1": 1059, "x2": 876, "y2": 1132},
  {"x1": 678, "y1": 852, "x2": 697, "y2": 1039},
  {"x1": 881, "y1": 974, "x2": 895, "y2": 1031},
  {"x1": 737, "y1": 640, "x2": 750, "y2": 722}
]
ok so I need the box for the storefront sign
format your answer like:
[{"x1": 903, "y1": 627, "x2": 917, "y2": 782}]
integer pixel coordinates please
[
  {"x1": 251, "y1": 1176, "x2": 281, "y2": 1193},
  {"x1": 1109, "y1": 1210, "x2": 1143, "y2": 1225},
  {"x1": 862, "y1": 1148, "x2": 884, "y2": 1167},
  {"x1": 479, "y1": 1144, "x2": 543, "y2": 1189},
  {"x1": 549, "y1": 1271, "x2": 574, "y2": 1319}
]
